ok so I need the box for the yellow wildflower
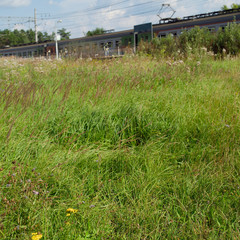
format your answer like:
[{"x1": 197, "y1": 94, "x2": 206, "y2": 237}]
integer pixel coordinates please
[
  {"x1": 66, "y1": 208, "x2": 78, "y2": 213},
  {"x1": 31, "y1": 232, "x2": 43, "y2": 240},
  {"x1": 66, "y1": 213, "x2": 71, "y2": 216}
]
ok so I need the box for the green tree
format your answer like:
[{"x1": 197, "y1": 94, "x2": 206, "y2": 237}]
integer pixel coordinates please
[
  {"x1": 86, "y1": 27, "x2": 105, "y2": 37},
  {"x1": 26, "y1": 29, "x2": 35, "y2": 43},
  {"x1": 0, "y1": 29, "x2": 11, "y2": 47},
  {"x1": 57, "y1": 28, "x2": 71, "y2": 40},
  {"x1": 0, "y1": 28, "x2": 71, "y2": 47},
  {"x1": 19, "y1": 29, "x2": 30, "y2": 44},
  {"x1": 221, "y1": 3, "x2": 240, "y2": 10}
]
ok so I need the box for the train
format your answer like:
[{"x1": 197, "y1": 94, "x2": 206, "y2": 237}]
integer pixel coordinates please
[{"x1": 0, "y1": 7, "x2": 239, "y2": 58}]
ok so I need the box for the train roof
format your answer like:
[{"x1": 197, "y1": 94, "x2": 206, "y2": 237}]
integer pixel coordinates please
[
  {"x1": 156, "y1": 7, "x2": 240, "y2": 25},
  {"x1": 57, "y1": 28, "x2": 133, "y2": 46}
]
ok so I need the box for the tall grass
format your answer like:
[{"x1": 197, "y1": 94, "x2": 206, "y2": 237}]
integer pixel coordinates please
[{"x1": 0, "y1": 55, "x2": 239, "y2": 239}]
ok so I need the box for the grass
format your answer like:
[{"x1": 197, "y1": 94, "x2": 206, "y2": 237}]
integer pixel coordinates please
[{"x1": 0, "y1": 55, "x2": 239, "y2": 239}]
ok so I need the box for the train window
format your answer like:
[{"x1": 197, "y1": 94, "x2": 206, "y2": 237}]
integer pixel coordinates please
[
  {"x1": 220, "y1": 26, "x2": 225, "y2": 31},
  {"x1": 100, "y1": 43, "x2": 104, "y2": 48},
  {"x1": 116, "y1": 41, "x2": 120, "y2": 47},
  {"x1": 108, "y1": 42, "x2": 113, "y2": 47},
  {"x1": 208, "y1": 27, "x2": 215, "y2": 32},
  {"x1": 159, "y1": 34, "x2": 166, "y2": 38}
]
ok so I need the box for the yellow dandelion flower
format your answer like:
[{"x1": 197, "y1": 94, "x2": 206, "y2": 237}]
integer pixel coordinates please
[
  {"x1": 66, "y1": 213, "x2": 71, "y2": 216},
  {"x1": 31, "y1": 232, "x2": 43, "y2": 240},
  {"x1": 66, "y1": 208, "x2": 78, "y2": 213}
]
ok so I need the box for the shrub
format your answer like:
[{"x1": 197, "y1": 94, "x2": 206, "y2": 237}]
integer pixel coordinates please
[{"x1": 139, "y1": 22, "x2": 240, "y2": 58}]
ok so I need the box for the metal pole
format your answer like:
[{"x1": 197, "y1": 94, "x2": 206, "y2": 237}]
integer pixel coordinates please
[
  {"x1": 34, "y1": 8, "x2": 38, "y2": 43},
  {"x1": 134, "y1": 32, "x2": 138, "y2": 54},
  {"x1": 134, "y1": 33, "x2": 136, "y2": 53},
  {"x1": 55, "y1": 20, "x2": 62, "y2": 60},
  {"x1": 55, "y1": 37, "x2": 59, "y2": 59}
]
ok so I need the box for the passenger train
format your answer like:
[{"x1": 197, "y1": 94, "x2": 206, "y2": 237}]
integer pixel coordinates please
[{"x1": 0, "y1": 8, "x2": 239, "y2": 58}]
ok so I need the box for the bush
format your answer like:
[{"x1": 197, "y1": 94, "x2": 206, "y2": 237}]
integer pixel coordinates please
[
  {"x1": 212, "y1": 21, "x2": 240, "y2": 55},
  {"x1": 139, "y1": 22, "x2": 240, "y2": 58}
]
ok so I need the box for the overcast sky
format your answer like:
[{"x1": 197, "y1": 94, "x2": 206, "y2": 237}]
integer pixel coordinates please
[{"x1": 0, "y1": 0, "x2": 239, "y2": 38}]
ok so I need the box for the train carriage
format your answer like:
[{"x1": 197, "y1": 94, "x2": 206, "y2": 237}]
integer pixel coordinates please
[{"x1": 0, "y1": 8, "x2": 239, "y2": 58}]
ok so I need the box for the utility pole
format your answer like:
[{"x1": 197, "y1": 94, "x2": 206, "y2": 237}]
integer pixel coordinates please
[
  {"x1": 55, "y1": 20, "x2": 62, "y2": 59},
  {"x1": 34, "y1": 8, "x2": 38, "y2": 43},
  {"x1": 28, "y1": 17, "x2": 31, "y2": 29},
  {"x1": 8, "y1": 16, "x2": 11, "y2": 29}
]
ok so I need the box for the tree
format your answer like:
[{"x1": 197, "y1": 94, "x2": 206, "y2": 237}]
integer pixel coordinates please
[
  {"x1": 26, "y1": 29, "x2": 35, "y2": 43},
  {"x1": 86, "y1": 27, "x2": 105, "y2": 37},
  {"x1": 57, "y1": 28, "x2": 71, "y2": 40},
  {"x1": 0, "y1": 30, "x2": 10, "y2": 47},
  {"x1": 221, "y1": 3, "x2": 240, "y2": 10},
  {"x1": 0, "y1": 28, "x2": 71, "y2": 47}
]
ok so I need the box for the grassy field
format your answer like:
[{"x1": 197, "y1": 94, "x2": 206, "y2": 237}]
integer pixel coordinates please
[{"x1": 0, "y1": 55, "x2": 239, "y2": 239}]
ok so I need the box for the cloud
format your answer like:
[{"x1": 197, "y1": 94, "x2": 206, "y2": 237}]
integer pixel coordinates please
[
  {"x1": 49, "y1": 0, "x2": 94, "y2": 9},
  {"x1": 13, "y1": 24, "x2": 27, "y2": 31},
  {"x1": 0, "y1": 0, "x2": 31, "y2": 7},
  {"x1": 49, "y1": 0, "x2": 57, "y2": 5}
]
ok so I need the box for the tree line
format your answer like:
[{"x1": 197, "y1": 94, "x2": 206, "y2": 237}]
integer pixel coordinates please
[
  {"x1": 0, "y1": 28, "x2": 71, "y2": 48},
  {"x1": 221, "y1": 3, "x2": 240, "y2": 10}
]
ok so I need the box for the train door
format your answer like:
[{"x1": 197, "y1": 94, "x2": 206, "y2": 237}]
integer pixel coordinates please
[
  {"x1": 134, "y1": 23, "x2": 153, "y2": 53},
  {"x1": 134, "y1": 33, "x2": 139, "y2": 53}
]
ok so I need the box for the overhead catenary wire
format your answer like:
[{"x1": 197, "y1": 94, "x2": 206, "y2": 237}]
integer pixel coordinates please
[
  {"x1": 44, "y1": 0, "x2": 177, "y2": 28},
  {"x1": 49, "y1": 0, "x2": 197, "y2": 32},
  {"x1": 43, "y1": 0, "x2": 171, "y2": 21},
  {"x1": 42, "y1": 0, "x2": 207, "y2": 28},
  {"x1": 35, "y1": 0, "x2": 168, "y2": 36},
  {"x1": 0, "y1": 0, "x2": 162, "y2": 31},
  {"x1": 47, "y1": 0, "x2": 130, "y2": 19},
  {"x1": 65, "y1": 1, "x2": 210, "y2": 37},
  {"x1": 0, "y1": 0, "x2": 228, "y2": 37}
]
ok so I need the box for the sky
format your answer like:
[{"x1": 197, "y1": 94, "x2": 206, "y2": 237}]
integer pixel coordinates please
[{"x1": 0, "y1": 0, "x2": 239, "y2": 38}]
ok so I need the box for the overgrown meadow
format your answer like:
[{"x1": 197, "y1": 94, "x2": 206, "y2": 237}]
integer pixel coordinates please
[{"x1": 0, "y1": 55, "x2": 239, "y2": 239}]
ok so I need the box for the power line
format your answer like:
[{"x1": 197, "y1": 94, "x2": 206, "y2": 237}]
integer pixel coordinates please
[
  {"x1": 42, "y1": 0, "x2": 164, "y2": 21},
  {"x1": 47, "y1": 0, "x2": 130, "y2": 19},
  {"x1": 63, "y1": 0, "x2": 220, "y2": 37},
  {"x1": 0, "y1": 0, "x2": 227, "y2": 37},
  {"x1": 46, "y1": 0, "x2": 176, "y2": 28}
]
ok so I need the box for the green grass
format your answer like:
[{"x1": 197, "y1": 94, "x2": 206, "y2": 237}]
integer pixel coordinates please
[{"x1": 0, "y1": 55, "x2": 239, "y2": 239}]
